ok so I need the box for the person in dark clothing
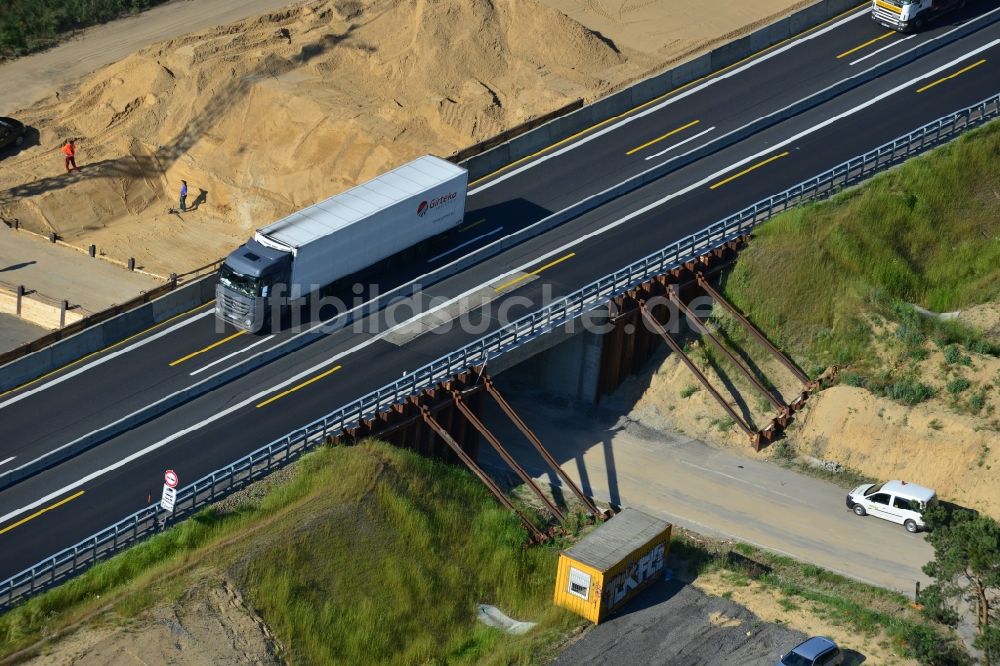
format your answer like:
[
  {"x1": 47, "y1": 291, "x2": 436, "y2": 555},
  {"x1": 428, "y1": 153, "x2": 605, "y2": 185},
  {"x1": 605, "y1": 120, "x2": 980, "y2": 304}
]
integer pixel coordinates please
[{"x1": 179, "y1": 180, "x2": 188, "y2": 212}]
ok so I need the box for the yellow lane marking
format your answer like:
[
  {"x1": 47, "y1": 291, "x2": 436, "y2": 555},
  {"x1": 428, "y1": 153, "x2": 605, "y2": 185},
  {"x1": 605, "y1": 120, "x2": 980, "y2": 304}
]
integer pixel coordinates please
[
  {"x1": 169, "y1": 330, "x2": 247, "y2": 367},
  {"x1": 916, "y1": 59, "x2": 987, "y2": 93},
  {"x1": 0, "y1": 490, "x2": 85, "y2": 536},
  {"x1": 467, "y1": 3, "x2": 867, "y2": 188},
  {"x1": 256, "y1": 365, "x2": 342, "y2": 408},
  {"x1": 626, "y1": 119, "x2": 701, "y2": 156},
  {"x1": 460, "y1": 219, "x2": 486, "y2": 233},
  {"x1": 836, "y1": 30, "x2": 896, "y2": 59},
  {"x1": 494, "y1": 253, "x2": 576, "y2": 292},
  {"x1": 710, "y1": 152, "x2": 790, "y2": 190},
  {"x1": 0, "y1": 300, "x2": 215, "y2": 399}
]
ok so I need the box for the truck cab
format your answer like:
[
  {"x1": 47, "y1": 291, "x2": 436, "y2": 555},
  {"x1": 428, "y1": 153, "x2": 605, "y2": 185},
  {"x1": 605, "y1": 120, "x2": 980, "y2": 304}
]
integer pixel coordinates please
[
  {"x1": 872, "y1": 0, "x2": 965, "y2": 32},
  {"x1": 216, "y1": 239, "x2": 291, "y2": 331}
]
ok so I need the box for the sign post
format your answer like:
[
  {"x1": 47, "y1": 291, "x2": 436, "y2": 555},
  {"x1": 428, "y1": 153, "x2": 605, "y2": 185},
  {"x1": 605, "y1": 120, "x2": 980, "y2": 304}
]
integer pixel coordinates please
[
  {"x1": 160, "y1": 485, "x2": 176, "y2": 512},
  {"x1": 160, "y1": 469, "x2": 179, "y2": 513}
]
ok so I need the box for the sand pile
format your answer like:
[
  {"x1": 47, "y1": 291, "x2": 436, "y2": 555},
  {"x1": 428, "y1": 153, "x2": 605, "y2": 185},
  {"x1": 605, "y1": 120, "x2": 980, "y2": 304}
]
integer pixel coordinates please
[{"x1": 0, "y1": 0, "x2": 653, "y2": 276}]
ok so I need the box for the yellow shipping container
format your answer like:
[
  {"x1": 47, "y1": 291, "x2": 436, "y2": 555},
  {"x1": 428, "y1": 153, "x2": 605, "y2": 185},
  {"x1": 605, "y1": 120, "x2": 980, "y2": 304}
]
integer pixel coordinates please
[{"x1": 553, "y1": 508, "x2": 671, "y2": 624}]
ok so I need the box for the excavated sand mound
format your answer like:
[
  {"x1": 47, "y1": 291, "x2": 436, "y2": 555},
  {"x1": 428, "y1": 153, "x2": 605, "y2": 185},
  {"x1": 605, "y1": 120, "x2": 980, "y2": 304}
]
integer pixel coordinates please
[{"x1": 0, "y1": 0, "x2": 653, "y2": 275}]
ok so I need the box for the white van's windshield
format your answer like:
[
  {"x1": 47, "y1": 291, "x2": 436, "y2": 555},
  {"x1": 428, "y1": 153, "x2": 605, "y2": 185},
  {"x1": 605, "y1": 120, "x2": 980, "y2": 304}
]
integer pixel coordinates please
[{"x1": 866, "y1": 483, "x2": 883, "y2": 496}]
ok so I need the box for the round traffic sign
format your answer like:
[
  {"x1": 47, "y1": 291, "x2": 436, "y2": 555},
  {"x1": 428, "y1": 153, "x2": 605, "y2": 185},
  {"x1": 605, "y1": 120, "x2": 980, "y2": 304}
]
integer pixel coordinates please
[{"x1": 164, "y1": 469, "x2": 178, "y2": 488}]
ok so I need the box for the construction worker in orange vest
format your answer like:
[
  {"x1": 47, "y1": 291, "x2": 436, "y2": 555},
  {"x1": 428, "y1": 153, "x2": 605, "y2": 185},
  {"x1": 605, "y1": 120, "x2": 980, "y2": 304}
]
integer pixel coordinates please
[{"x1": 62, "y1": 140, "x2": 78, "y2": 173}]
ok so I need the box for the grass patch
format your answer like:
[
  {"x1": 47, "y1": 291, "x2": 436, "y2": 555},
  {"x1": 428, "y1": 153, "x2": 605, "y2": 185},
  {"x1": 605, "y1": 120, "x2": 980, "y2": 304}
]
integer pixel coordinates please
[
  {"x1": 0, "y1": 442, "x2": 581, "y2": 663},
  {"x1": 719, "y1": 120, "x2": 1000, "y2": 382},
  {"x1": 946, "y1": 377, "x2": 971, "y2": 396}
]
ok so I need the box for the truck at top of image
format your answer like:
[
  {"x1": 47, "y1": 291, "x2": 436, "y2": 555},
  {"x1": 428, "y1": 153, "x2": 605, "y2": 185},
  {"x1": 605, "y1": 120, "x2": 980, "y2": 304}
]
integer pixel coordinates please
[
  {"x1": 215, "y1": 155, "x2": 469, "y2": 331},
  {"x1": 871, "y1": 0, "x2": 965, "y2": 31}
]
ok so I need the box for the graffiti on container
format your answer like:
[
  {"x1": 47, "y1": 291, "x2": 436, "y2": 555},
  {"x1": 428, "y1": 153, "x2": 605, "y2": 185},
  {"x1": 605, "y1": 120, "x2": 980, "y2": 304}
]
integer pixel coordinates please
[{"x1": 605, "y1": 543, "x2": 666, "y2": 607}]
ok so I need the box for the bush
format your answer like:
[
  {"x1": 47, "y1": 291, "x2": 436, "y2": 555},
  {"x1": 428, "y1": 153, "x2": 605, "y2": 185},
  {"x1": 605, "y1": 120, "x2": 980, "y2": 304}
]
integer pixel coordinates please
[{"x1": 903, "y1": 623, "x2": 969, "y2": 665}]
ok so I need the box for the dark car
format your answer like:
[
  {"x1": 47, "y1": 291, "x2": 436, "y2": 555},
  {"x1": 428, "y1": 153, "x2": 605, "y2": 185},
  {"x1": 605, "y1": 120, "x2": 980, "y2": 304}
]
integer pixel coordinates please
[
  {"x1": 778, "y1": 636, "x2": 843, "y2": 666},
  {"x1": 0, "y1": 117, "x2": 26, "y2": 149}
]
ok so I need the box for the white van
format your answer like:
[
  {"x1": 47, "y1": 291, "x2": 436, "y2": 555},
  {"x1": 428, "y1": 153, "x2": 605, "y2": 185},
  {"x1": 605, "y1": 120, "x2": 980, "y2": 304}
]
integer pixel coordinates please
[{"x1": 846, "y1": 480, "x2": 937, "y2": 533}]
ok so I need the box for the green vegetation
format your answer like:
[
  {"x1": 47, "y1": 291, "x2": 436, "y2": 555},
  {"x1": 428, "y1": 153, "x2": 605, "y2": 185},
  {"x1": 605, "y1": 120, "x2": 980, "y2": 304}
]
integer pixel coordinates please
[
  {"x1": 923, "y1": 506, "x2": 1000, "y2": 666},
  {"x1": 0, "y1": 442, "x2": 579, "y2": 663},
  {"x1": 718, "y1": 120, "x2": 1000, "y2": 387},
  {"x1": 0, "y1": 0, "x2": 169, "y2": 57},
  {"x1": 671, "y1": 530, "x2": 969, "y2": 664},
  {"x1": 680, "y1": 384, "x2": 700, "y2": 398}
]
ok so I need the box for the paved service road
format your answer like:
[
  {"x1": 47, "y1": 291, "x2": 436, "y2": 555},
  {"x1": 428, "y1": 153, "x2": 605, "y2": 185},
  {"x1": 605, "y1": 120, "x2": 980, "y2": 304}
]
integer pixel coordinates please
[{"x1": 479, "y1": 386, "x2": 934, "y2": 595}]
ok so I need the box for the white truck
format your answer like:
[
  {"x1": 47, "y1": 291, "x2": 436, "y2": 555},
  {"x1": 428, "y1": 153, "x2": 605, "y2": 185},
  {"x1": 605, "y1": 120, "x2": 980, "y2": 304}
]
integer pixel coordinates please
[
  {"x1": 871, "y1": 0, "x2": 965, "y2": 31},
  {"x1": 216, "y1": 155, "x2": 468, "y2": 331}
]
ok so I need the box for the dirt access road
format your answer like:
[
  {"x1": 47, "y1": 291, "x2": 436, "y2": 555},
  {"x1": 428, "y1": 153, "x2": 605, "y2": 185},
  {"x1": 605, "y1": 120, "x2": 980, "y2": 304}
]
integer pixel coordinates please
[
  {"x1": 481, "y1": 383, "x2": 935, "y2": 595},
  {"x1": 0, "y1": 0, "x2": 305, "y2": 116}
]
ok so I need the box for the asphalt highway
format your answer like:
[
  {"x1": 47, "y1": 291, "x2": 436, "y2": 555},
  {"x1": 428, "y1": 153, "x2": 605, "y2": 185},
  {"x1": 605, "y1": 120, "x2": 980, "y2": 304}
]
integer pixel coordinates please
[{"x1": 1, "y1": 5, "x2": 998, "y2": 581}]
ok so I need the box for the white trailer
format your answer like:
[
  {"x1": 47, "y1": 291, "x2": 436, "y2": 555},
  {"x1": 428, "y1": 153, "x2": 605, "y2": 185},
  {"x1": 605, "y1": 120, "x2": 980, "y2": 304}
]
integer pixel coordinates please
[{"x1": 216, "y1": 155, "x2": 468, "y2": 331}]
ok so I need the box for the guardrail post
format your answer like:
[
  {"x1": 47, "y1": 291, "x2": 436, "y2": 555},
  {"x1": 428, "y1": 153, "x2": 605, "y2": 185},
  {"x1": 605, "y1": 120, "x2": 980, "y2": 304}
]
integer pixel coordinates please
[
  {"x1": 60, "y1": 300, "x2": 68, "y2": 328},
  {"x1": 16, "y1": 285, "x2": 23, "y2": 316},
  {"x1": 89, "y1": 244, "x2": 96, "y2": 258}
]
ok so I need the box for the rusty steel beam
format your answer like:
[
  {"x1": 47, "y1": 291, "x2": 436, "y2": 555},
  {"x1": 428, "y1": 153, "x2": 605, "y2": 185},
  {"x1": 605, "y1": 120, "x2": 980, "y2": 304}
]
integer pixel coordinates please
[
  {"x1": 665, "y1": 286, "x2": 787, "y2": 415},
  {"x1": 483, "y1": 376, "x2": 607, "y2": 520},
  {"x1": 368, "y1": 385, "x2": 485, "y2": 441},
  {"x1": 639, "y1": 301, "x2": 762, "y2": 450},
  {"x1": 452, "y1": 391, "x2": 567, "y2": 525},
  {"x1": 420, "y1": 406, "x2": 546, "y2": 543},
  {"x1": 696, "y1": 273, "x2": 813, "y2": 388}
]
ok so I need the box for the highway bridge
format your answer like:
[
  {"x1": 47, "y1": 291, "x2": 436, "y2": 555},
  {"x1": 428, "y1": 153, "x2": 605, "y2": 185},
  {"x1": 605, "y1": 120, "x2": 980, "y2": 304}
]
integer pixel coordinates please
[{"x1": 1, "y1": 3, "x2": 999, "y2": 593}]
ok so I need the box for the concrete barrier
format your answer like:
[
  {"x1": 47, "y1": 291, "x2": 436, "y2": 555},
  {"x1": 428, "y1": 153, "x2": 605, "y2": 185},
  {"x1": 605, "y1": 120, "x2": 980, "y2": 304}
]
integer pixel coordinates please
[
  {"x1": 460, "y1": 0, "x2": 861, "y2": 181},
  {"x1": 0, "y1": 275, "x2": 216, "y2": 392}
]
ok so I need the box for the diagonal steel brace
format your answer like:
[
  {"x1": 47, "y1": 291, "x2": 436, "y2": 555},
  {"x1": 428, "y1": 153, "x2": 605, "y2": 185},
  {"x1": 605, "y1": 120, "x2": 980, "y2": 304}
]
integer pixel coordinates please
[
  {"x1": 420, "y1": 406, "x2": 546, "y2": 542},
  {"x1": 452, "y1": 391, "x2": 566, "y2": 525}
]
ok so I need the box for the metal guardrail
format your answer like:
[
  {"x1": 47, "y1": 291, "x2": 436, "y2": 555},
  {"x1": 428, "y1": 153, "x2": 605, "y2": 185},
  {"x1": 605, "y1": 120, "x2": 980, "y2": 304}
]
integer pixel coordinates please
[{"x1": 1, "y1": 93, "x2": 997, "y2": 613}]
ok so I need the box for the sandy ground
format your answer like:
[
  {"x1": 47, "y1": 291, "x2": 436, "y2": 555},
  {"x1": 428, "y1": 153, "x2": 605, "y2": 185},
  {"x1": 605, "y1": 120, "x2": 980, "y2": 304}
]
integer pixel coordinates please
[
  {"x1": 22, "y1": 574, "x2": 283, "y2": 665},
  {"x1": 0, "y1": 0, "x2": 812, "y2": 278}
]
